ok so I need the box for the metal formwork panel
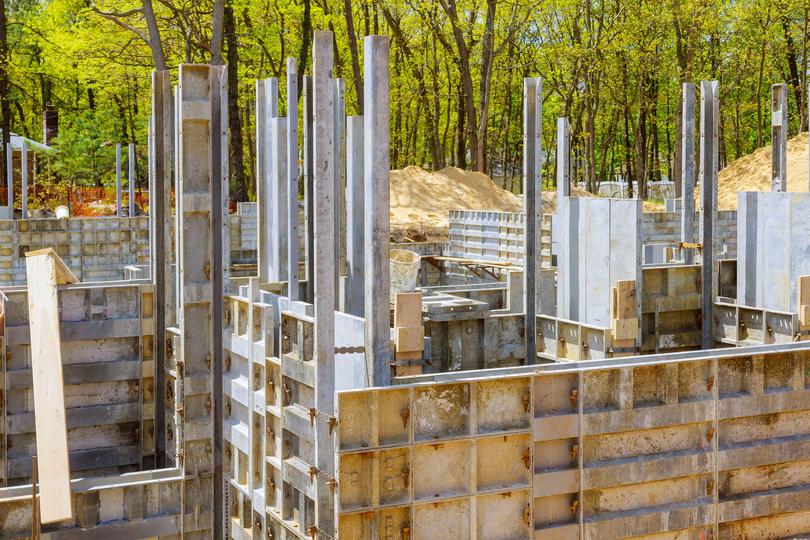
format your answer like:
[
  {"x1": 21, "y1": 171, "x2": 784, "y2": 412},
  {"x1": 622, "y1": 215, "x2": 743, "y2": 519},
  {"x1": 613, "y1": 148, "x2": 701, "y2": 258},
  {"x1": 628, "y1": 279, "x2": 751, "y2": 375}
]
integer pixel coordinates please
[
  {"x1": 0, "y1": 216, "x2": 152, "y2": 286},
  {"x1": 447, "y1": 210, "x2": 739, "y2": 272},
  {"x1": 1, "y1": 282, "x2": 154, "y2": 483},
  {"x1": 447, "y1": 210, "x2": 553, "y2": 270},
  {"x1": 336, "y1": 378, "x2": 533, "y2": 540},
  {"x1": 222, "y1": 280, "x2": 275, "y2": 539},
  {"x1": 174, "y1": 63, "x2": 226, "y2": 537},
  {"x1": 334, "y1": 348, "x2": 810, "y2": 539}
]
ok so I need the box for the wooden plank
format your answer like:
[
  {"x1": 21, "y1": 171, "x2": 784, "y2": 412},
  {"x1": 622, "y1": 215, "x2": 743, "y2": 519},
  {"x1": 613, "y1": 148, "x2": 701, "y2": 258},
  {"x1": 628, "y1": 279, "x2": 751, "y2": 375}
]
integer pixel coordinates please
[
  {"x1": 394, "y1": 292, "x2": 422, "y2": 328},
  {"x1": 611, "y1": 281, "x2": 638, "y2": 341},
  {"x1": 25, "y1": 251, "x2": 73, "y2": 523},
  {"x1": 394, "y1": 292, "x2": 424, "y2": 372},
  {"x1": 395, "y1": 326, "x2": 424, "y2": 353},
  {"x1": 25, "y1": 248, "x2": 79, "y2": 285},
  {"x1": 798, "y1": 276, "x2": 810, "y2": 327},
  {"x1": 611, "y1": 318, "x2": 639, "y2": 341},
  {"x1": 431, "y1": 255, "x2": 520, "y2": 269},
  {"x1": 614, "y1": 280, "x2": 636, "y2": 320}
]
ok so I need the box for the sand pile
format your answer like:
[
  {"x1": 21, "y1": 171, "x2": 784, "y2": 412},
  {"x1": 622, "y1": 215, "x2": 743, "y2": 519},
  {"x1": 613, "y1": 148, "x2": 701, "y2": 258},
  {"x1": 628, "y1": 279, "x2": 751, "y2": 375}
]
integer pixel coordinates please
[
  {"x1": 389, "y1": 166, "x2": 593, "y2": 242},
  {"x1": 715, "y1": 132, "x2": 808, "y2": 209},
  {"x1": 390, "y1": 166, "x2": 522, "y2": 230}
]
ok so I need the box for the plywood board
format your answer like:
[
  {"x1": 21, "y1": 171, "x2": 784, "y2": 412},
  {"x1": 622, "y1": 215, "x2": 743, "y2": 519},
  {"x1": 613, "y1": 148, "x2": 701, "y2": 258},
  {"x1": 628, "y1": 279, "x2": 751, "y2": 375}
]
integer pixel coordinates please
[
  {"x1": 25, "y1": 251, "x2": 73, "y2": 523},
  {"x1": 613, "y1": 280, "x2": 636, "y2": 320}
]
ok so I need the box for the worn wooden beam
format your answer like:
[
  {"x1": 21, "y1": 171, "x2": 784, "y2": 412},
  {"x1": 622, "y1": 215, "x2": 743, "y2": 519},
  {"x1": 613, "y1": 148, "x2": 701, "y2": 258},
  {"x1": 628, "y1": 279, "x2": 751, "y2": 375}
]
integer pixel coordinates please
[
  {"x1": 24, "y1": 250, "x2": 73, "y2": 523},
  {"x1": 25, "y1": 248, "x2": 78, "y2": 284}
]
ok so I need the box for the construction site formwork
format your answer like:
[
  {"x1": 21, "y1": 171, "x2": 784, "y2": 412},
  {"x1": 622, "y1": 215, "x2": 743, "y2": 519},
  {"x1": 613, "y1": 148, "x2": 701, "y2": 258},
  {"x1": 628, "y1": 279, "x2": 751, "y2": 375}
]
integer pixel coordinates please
[
  {"x1": 2, "y1": 30, "x2": 810, "y2": 540},
  {"x1": 0, "y1": 64, "x2": 226, "y2": 538},
  {"x1": 220, "y1": 283, "x2": 810, "y2": 540},
  {"x1": 448, "y1": 209, "x2": 739, "y2": 271}
]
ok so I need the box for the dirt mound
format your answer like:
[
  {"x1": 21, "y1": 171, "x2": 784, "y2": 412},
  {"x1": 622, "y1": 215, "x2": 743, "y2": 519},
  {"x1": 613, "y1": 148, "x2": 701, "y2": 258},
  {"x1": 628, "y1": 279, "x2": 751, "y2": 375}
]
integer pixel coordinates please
[
  {"x1": 716, "y1": 132, "x2": 808, "y2": 209},
  {"x1": 390, "y1": 166, "x2": 595, "y2": 241},
  {"x1": 390, "y1": 166, "x2": 523, "y2": 230},
  {"x1": 390, "y1": 166, "x2": 522, "y2": 242}
]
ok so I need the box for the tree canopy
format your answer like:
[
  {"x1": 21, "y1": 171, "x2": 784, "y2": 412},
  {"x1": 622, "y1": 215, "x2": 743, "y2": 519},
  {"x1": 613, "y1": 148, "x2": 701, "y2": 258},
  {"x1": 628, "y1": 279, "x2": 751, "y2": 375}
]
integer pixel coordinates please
[{"x1": 2, "y1": 0, "x2": 808, "y2": 199}]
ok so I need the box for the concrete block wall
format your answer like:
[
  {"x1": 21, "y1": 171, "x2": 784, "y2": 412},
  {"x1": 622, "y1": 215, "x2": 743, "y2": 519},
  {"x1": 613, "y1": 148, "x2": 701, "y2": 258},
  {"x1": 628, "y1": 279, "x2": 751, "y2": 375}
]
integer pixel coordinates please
[
  {"x1": 228, "y1": 202, "x2": 258, "y2": 264},
  {"x1": 642, "y1": 210, "x2": 737, "y2": 258},
  {"x1": 447, "y1": 210, "x2": 553, "y2": 269},
  {"x1": 0, "y1": 206, "x2": 263, "y2": 286},
  {"x1": 0, "y1": 216, "x2": 151, "y2": 285}
]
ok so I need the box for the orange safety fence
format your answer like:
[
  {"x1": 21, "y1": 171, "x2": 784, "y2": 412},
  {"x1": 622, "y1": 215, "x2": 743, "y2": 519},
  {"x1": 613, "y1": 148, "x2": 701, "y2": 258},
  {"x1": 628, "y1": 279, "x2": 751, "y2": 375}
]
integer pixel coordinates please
[
  {"x1": 0, "y1": 185, "x2": 246, "y2": 217},
  {"x1": 0, "y1": 186, "x2": 166, "y2": 217}
]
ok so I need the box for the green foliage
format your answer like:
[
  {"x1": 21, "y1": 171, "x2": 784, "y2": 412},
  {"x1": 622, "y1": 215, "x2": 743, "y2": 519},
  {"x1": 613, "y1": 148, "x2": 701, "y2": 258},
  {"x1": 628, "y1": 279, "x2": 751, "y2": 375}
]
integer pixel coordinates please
[
  {"x1": 2, "y1": 0, "x2": 810, "y2": 199},
  {"x1": 47, "y1": 107, "x2": 118, "y2": 187}
]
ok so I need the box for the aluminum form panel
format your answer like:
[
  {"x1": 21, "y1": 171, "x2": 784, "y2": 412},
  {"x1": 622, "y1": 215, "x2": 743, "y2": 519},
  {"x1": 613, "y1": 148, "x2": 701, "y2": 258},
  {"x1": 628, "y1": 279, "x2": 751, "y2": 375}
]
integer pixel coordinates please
[
  {"x1": 737, "y1": 192, "x2": 810, "y2": 312},
  {"x1": 335, "y1": 349, "x2": 810, "y2": 539},
  {"x1": 0, "y1": 282, "x2": 155, "y2": 483}
]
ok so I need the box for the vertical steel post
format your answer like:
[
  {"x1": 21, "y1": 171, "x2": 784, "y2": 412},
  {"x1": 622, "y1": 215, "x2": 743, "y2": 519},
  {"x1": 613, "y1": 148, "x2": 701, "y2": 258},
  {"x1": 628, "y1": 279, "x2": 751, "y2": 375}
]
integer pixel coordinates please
[
  {"x1": 345, "y1": 115, "x2": 364, "y2": 316},
  {"x1": 115, "y1": 143, "x2": 122, "y2": 217},
  {"x1": 523, "y1": 77, "x2": 542, "y2": 364},
  {"x1": 700, "y1": 81, "x2": 719, "y2": 349},
  {"x1": 681, "y1": 83, "x2": 696, "y2": 264},
  {"x1": 364, "y1": 35, "x2": 391, "y2": 385},
  {"x1": 128, "y1": 142, "x2": 136, "y2": 216},
  {"x1": 771, "y1": 83, "x2": 788, "y2": 192},
  {"x1": 313, "y1": 30, "x2": 337, "y2": 536},
  {"x1": 287, "y1": 58, "x2": 300, "y2": 301}
]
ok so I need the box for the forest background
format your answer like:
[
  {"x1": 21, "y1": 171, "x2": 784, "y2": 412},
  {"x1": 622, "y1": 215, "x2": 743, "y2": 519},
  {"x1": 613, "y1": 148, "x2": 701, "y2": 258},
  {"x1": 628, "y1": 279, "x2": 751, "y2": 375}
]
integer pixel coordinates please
[{"x1": 1, "y1": 0, "x2": 807, "y2": 201}]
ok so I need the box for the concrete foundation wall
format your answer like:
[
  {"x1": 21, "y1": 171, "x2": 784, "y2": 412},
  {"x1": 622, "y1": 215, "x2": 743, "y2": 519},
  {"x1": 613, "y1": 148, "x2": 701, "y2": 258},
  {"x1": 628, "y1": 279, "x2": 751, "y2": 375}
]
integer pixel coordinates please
[
  {"x1": 0, "y1": 217, "x2": 151, "y2": 285},
  {"x1": 0, "y1": 204, "x2": 260, "y2": 286}
]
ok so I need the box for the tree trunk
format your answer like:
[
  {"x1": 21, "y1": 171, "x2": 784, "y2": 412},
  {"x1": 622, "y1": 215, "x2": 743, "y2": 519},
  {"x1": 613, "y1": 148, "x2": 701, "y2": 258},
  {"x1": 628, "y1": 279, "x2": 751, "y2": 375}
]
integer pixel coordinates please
[
  {"x1": 440, "y1": 0, "x2": 478, "y2": 170},
  {"x1": 379, "y1": 6, "x2": 444, "y2": 169},
  {"x1": 224, "y1": 6, "x2": 246, "y2": 201},
  {"x1": 475, "y1": 0, "x2": 496, "y2": 172},
  {"x1": 0, "y1": 0, "x2": 9, "y2": 199},
  {"x1": 782, "y1": 15, "x2": 803, "y2": 133},
  {"x1": 296, "y1": 0, "x2": 311, "y2": 90},
  {"x1": 430, "y1": 37, "x2": 445, "y2": 169},
  {"x1": 455, "y1": 84, "x2": 466, "y2": 169},
  {"x1": 343, "y1": 0, "x2": 363, "y2": 114},
  {"x1": 142, "y1": 0, "x2": 167, "y2": 70}
]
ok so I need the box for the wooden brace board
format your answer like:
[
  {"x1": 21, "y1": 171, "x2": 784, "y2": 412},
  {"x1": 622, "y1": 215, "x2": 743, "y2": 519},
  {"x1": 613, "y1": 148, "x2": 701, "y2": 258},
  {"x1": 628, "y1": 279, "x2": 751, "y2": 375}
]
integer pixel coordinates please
[{"x1": 25, "y1": 250, "x2": 74, "y2": 523}]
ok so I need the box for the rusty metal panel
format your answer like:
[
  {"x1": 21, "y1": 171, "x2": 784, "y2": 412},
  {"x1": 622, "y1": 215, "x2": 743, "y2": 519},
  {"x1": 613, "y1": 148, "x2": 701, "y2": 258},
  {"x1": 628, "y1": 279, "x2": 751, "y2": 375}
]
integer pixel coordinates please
[{"x1": 336, "y1": 377, "x2": 533, "y2": 540}]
